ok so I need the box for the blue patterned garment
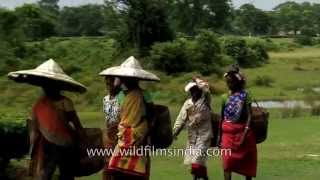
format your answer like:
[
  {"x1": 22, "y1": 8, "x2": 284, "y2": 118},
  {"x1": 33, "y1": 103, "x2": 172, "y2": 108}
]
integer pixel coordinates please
[{"x1": 224, "y1": 90, "x2": 247, "y2": 122}]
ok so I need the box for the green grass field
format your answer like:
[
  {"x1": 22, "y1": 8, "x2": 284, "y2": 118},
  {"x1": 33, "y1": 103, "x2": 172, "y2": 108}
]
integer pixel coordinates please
[
  {"x1": 244, "y1": 47, "x2": 320, "y2": 101},
  {"x1": 1, "y1": 37, "x2": 320, "y2": 179},
  {"x1": 72, "y1": 113, "x2": 320, "y2": 180},
  {"x1": 7, "y1": 113, "x2": 320, "y2": 180}
]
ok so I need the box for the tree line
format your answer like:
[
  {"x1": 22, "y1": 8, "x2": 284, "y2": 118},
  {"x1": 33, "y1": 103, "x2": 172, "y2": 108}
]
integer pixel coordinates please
[
  {"x1": 1, "y1": 0, "x2": 319, "y2": 74},
  {"x1": 1, "y1": 1, "x2": 320, "y2": 43}
]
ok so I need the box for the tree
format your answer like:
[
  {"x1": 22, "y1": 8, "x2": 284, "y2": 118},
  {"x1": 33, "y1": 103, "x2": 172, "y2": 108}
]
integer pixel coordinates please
[
  {"x1": 234, "y1": 4, "x2": 271, "y2": 36},
  {"x1": 312, "y1": 4, "x2": 320, "y2": 35},
  {"x1": 38, "y1": 0, "x2": 60, "y2": 15},
  {"x1": 206, "y1": 0, "x2": 232, "y2": 29},
  {"x1": 0, "y1": 9, "x2": 24, "y2": 43},
  {"x1": 59, "y1": 5, "x2": 106, "y2": 36},
  {"x1": 170, "y1": 0, "x2": 231, "y2": 35},
  {"x1": 107, "y1": 0, "x2": 173, "y2": 56},
  {"x1": 14, "y1": 4, "x2": 56, "y2": 40},
  {"x1": 273, "y1": 2, "x2": 303, "y2": 35}
]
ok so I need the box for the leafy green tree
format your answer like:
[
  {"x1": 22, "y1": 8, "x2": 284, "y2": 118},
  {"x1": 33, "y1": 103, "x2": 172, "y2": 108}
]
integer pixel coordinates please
[
  {"x1": 273, "y1": 2, "x2": 303, "y2": 35},
  {"x1": 234, "y1": 4, "x2": 271, "y2": 35},
  {"x1": 312, "y1": 4, "x2": 320, "y2": 35},
  {"x1": 38, "y1": 0, "x2": 60, "y2": 15},
  {"x1": 171, "y1": 0, "x2": 231, "y2": 35},
  {"x1": 59, "y1": 5, "x2": 106, "y2": 36},
  {"x1": 15, "y1": 4, "x2": 56, "y2": 40},
  {"x1": 206, "y1": 0, "x2": 232, "y2": 30},
  {"x1": 107, "y1": 0, "x2": 173, "y2": 56}
]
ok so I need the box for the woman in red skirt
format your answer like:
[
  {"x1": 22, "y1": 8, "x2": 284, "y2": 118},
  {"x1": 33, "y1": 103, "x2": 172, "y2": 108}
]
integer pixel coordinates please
[{"x1": 220, "y1": 65, "x2": 257, "y2": 180}]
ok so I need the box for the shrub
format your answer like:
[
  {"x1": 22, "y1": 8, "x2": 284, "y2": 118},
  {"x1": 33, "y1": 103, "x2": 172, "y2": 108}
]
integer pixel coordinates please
[
  {"x1": 247, "y1": 41, "x2": 269, "y2": 64},
  {"x1": 293, "y1": 66, "x2": 307, "y2": 71},
  {"x1": 149, "y1": 38, "x2": 192, "y2": 74},
  {"x1": 149, "y1": 30, "x2": 223, "y2": 75},
  {"x1": 192, "y1": 30, "x2": 222, "y2": 75},
  {"x1": 246, "y1": 37, "x2": 278, "y2": 52},
  {"x1": 294, "y1": 35, "x2": 313, "y2": 46},
  {"x1": 221, "y1": 36, "x2": 269, "y2": 67},
  {"x1": 253, "y1": 75, "x2": 274, "y2": 87},
  {"x1": 311, "y1": 105, "x2": 320, "y2": 116},
  {"x1": 0, "y1": 117, "x2": 29, "y2": 176},
  {"x1": 64, "y1": 64, "x2": 82, "y2": 75},
  {"x1": 221, "y1": 37, "x2": 248, "y2": 66},
  {"x1": 281, "y1": 106, "x2": 303, "y2": 118}
]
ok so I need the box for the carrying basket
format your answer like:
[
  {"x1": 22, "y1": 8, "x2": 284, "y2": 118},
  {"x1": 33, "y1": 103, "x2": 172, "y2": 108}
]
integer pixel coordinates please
[
  {"x1": 149, "y1": 105, "x2": 173, "y2": 149},
  {"x1": 251, "y1": 101, "x2": 269, "y2": 144},
  {"x1": 74, "y1": 128, "x2": 105, "y2": 177}
]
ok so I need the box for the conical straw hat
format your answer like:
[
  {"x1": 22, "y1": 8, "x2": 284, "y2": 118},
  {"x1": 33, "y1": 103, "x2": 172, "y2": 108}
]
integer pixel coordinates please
[
  {"x1": 99, "y1": 56, "x2": 160, "y2": 81},
  {"x1": 8, "y1": 59, "x2": 87, "y2": 93}
]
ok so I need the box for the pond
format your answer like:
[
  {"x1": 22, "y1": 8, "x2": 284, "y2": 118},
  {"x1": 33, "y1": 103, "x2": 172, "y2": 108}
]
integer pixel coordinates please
[{"x1": 254, "y1": 100, "x2": 320, "y2": 109}]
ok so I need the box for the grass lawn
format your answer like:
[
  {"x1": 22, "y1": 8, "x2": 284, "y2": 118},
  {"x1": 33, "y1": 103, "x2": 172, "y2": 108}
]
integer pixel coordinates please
[
  {"x1": 74, "y1": 113, "x2": 320, "y2": 180},
  {"x1": 2, "y1": 38, "x2": 320, "y2": 179},
  {"x1": 6, "y1": 112, "x2": 320, "y2": 180},
  {"x1": 243, "y1": 47, "x2": 320, "y2": 101}
]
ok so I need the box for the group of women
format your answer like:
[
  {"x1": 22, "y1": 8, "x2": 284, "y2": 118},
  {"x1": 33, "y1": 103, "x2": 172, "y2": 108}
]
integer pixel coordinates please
[{"x1": 8, "y1": 56, "x2": 258, "y2": 180}]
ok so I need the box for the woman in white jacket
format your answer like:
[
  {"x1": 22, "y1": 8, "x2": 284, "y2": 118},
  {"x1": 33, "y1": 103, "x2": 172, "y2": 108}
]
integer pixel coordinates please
[{"x1": 173, "y1": 77, "x2": 213, "y2": 180}]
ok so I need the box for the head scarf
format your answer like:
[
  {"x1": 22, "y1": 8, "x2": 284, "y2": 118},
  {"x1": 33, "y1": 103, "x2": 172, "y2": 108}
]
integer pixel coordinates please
[{"x1": 224, "y1": 64, "x2": 246, "y2": 82}]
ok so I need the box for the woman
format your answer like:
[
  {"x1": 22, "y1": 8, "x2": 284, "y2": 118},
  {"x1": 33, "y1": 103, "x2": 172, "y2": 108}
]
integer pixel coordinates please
[
  {"x1": 220, "y1": 66, "x2": 257, "y2": 180},
  {"x1": 8, "y1": 59, "x2": 87, "y2": 180},
  {"x1": 99, "y1": 56, "x2": 160, "y2": 180},
  {"x1": 101, "y1": 76, "x2": 121, "y2": 180},
  {"x1": 173, "y1": 77, "x2": 212, "y2": 180}
]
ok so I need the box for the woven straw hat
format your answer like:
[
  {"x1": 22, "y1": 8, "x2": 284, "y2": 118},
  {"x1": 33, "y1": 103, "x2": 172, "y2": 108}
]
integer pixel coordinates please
[
  {"x1": 8, "y1": 59, "x2": 87, "y2": 93},
  {"x1": 99, "y1": 56, "x2": 160, "y2": 81}
]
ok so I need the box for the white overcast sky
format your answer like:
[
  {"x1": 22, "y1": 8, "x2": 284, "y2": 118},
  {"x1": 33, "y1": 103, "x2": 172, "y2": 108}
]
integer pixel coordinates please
[{"x1": 0, "y1": 0, "x2": 319, "y2": 10}]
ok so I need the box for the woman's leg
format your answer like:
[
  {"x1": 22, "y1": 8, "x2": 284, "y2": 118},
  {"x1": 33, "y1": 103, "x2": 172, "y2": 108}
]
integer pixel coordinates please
[
  {"x1": 58, "y1": 146, "x2": 75, "y2": 180},
  {"x1": 103, "y1": 170, "x2": 115, "y2": 180},
  {"x1": 112, "y1": 172, "x2": 146, "y2": 180},
  {"x1": 191, "y1": 163, "x2": 208, "y2": 180},
  {"x1": 39, "y1": 141, "x2": 59, "y2": 180},
  {"x1": 224, "y1": 171, "x2": 232, "y2": 180}
]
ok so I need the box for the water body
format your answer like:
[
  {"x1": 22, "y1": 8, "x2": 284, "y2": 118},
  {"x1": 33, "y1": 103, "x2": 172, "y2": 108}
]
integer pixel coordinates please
[
  {"x1": 254, "y1": 100, "x2": 320, "y2": 109},
  {"x1": 253, "y1": 87, "x2": 320, "y2": 109}
]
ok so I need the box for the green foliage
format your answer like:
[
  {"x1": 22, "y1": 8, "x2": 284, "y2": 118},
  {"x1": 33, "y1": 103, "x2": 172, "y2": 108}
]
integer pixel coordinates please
[
  {"x1": 109, "y1": 0, "x2": 174, "y2": 56},
  {"x1": 149, "y1": 30, "x2": 223, "y2": 75},
  {"x1": 254, "y1": 75, "x2": 274, "y2": 87},
  {"x1": 58, "y1": 5, "x2": 106, "y2": 36},
  {"x1": 38, "y1": 0, "x2": 59, "y2": 15},
  {"x1": 192, "y1": 30, "x2": 222, "y2": 75},
  {"x1": 170, "y1": 0, "x2": 232, "y2": 35},
  {"x1": 294, "y1": 35, "x2": 314, "y2": 46},
  {"x1": 247, "y1": 40, "x2": 269, "y2": 63},
  {"x1": 311, "y1": 105, "x2": 320, "y2": 116},
  {"x1": 221, "y1": 36, "x2": 269, "y2": 67},
  {"x1": 221, "y1": 37, "x2": 248, "y2": 65},
  {"x1": 234, "y1": 4, "x2": 272, "y2": 35},
  {"x1": 281, "y1": 106, "x2": 303, "y2": 118},
  {"x1": 15, "y1": 4, "x2": 57, "y2": 41},
  {"x1": 0, "y1": 115, "x2": 29, "y2": 174},
  {"x1": 149, "y1": 38, "x2": 192, "y2": 74}
]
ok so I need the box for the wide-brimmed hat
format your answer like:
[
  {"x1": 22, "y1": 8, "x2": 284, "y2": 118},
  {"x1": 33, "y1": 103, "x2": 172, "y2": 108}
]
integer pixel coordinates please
[
  {"x1": 8, "y1": 59, "x2": 87, "y2": 93},
  {"x1": 99, "y1": 56, "x2": 160, "y2": 82}
]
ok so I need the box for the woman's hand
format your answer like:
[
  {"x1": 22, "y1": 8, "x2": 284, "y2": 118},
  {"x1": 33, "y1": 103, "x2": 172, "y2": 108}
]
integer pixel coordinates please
[{"x1": 238, "y1": 127, "x2": 249, "y2": 147}]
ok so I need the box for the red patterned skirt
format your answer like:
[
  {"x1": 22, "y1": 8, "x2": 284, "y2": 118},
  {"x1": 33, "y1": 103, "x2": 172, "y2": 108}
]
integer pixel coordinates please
[{"x1": 221, "y1": 120, "x2": 257, "y2": 177}]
